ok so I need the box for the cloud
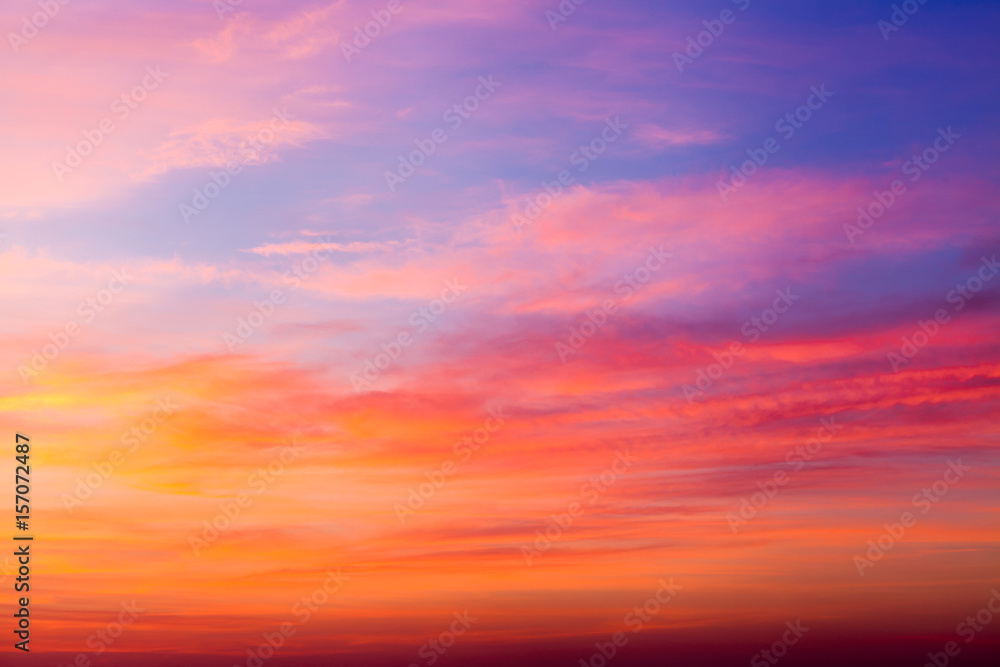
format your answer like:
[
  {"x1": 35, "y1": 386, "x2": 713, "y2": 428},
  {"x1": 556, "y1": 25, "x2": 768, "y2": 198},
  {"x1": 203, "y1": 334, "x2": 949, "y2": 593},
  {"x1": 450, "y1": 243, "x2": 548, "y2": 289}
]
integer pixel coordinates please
[
  {"x1": 242, "y1": 240, "x2": 399, "y2": 256},
  {"x1": 634, "y1": 123, "x2": 725, "y2": 147}
]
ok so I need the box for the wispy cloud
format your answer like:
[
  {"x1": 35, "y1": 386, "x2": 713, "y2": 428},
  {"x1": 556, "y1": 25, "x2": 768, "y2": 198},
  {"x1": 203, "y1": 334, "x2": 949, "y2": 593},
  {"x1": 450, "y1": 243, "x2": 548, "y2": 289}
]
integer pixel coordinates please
[{"x1": 241, "y1": 240, "x2": 399, "y2": 256}]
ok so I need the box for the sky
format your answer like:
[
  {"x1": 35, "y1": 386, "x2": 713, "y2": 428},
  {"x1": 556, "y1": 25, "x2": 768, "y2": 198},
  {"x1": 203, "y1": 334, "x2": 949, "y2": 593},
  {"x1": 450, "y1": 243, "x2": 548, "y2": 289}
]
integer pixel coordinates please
[{"x1": 1, "y1": 0, "x2": 999, "y2": 665}]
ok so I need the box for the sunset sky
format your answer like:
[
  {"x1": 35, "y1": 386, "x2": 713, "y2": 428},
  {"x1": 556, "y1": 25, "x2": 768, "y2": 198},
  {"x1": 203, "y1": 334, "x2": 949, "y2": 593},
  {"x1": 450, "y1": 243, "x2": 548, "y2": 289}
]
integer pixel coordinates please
[{"x1": 1, "y1": 0, "x2": 999, "y2": 665}]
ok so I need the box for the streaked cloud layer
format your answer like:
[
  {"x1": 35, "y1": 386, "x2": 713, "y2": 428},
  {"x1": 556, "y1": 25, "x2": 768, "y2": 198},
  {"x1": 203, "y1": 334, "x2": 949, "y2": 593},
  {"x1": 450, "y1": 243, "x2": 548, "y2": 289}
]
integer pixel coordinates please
[{"x1": 1, "y1": 0, "x2": 998, "y2": 664}]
